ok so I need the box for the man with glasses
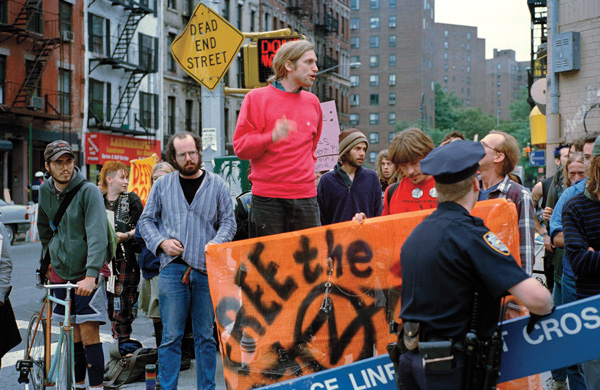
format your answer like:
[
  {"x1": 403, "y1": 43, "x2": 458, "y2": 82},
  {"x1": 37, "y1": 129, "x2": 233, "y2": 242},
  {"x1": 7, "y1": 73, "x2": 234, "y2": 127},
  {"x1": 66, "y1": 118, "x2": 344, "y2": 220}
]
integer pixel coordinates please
[
  {"x1": 38, "y1": 140, "x2": 109, "y2": 389},
  {"x1": 138, "y1": 132, "x2": 236, "y2": 390},
  {"x1": 478, "y1": 130, "x2": 535, "y2": 275}
]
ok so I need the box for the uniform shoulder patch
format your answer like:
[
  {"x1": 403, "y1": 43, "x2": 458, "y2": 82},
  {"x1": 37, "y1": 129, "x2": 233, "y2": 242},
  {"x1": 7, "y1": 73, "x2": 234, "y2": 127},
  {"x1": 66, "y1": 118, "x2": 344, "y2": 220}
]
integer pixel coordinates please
[{"x1": 483, "y1": 232, "x2": 510, "y2": 256}]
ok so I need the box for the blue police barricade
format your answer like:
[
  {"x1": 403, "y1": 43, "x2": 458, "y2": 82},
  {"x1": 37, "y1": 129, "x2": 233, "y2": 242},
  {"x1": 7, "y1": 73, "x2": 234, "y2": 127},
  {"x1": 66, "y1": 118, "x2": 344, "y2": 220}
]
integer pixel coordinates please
[{"x1": 261, "y1": 294, "x2": 600, "y2": 389}]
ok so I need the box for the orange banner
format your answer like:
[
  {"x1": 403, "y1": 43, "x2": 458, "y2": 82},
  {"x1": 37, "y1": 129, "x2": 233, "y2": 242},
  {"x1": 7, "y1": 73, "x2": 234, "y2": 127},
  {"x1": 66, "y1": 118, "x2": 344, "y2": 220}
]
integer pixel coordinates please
[
  {"x1": 127, "y1": 154, "x2": 159, "y2": 205},
  {"x1": 206, "y1": 199, "x2": 530, "y2": 390}
]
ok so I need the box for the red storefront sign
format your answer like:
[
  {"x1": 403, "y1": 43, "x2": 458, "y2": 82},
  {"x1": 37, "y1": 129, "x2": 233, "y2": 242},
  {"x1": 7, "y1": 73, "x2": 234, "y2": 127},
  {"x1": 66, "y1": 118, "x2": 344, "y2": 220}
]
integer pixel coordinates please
[{"x1": 85, "y1": 133, "x2": 161, "y2": 166}]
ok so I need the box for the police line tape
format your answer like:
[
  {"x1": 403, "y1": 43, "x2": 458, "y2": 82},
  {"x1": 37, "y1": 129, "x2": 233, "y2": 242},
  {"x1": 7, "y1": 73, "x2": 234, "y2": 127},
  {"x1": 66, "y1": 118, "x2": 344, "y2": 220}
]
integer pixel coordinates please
[{"x1": 261, "y1": 294, "x2": 600, "y2": 389}]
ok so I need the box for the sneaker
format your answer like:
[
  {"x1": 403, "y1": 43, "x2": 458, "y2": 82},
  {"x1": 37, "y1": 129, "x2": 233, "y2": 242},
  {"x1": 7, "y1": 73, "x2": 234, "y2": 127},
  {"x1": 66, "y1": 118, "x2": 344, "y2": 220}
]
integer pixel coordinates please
[{"x1": 545, "y1": 377, "x2": 568, "y2": 390}]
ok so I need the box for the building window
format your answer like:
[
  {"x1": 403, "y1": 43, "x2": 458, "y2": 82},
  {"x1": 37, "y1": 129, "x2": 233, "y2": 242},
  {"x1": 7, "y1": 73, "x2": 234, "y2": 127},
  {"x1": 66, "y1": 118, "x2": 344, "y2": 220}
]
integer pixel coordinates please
[
  {"x1": 350, "y1": 18, "x2": 359, "y2": 30},
  {"x1": 369, "y1": 132, "x2": 379, "y2": 144},
  {"x1": 389, "y1": 35, "x2": 396, "y2": 47},
  {"x1": 389, "y1": 132, "x2": 395, "y2": 143},
  {"x1": 167, "y1": 96, "x2": 176, "y2": 135},
  {"x1": 370, "y1": 17, "x2": 379, "y2": 29},
  {"x1": 389, "y1": 54, "x2": 396, "y2": 67},
  {"x1": 185, "y1": 99, "x2": 193, "y2": 132},
  {"x1": 370, "y1": 55, "x2": 379, "y2": 67},
  {"x1": 389, "y1": 93, "x2": 396, "y2": 105},
  {"x1": 350, "y1": 0, "x2": 359, "y2": 10},
  {"x1": 168, "y1": 0, "x2": 176, "y2": 9},
  {"x1": 350, "y1": 75, "x2": 359, "y2": 87},
  {"x1": 370, "y1": 0, "x2": 379, "y2": 9},
  {"x1": 390, "y1": 0, "x2": 397, "y2": 8},
  {"x1": 140, "y1": 92, "x2": 158, "y2": 129},
  {"x1": 350, "y1": 94, "x2": 360, "y2": 106},
  {"x1": 388, "y1": 74, "x2": 396, "y2": 86},
  {"x1": 350, "y1": 37, "x2": 360, "y2": 49},
  {"x1": 389, "y1": 112, "x2": 396, "y2": 125},
  {"x1": 349, "y1": 113, "x2": 359, "y2": 125},
  {"x1": 389, "y1": 15, "x2": 396, "y2": 28},
  {"x1": 89, "y1": 14, "x2": 105, "y2": 55},
  {"x1": 59, "y1": 1, "x2": 72, "y2": 34},
  {"x1": 369, "y1": 151, "x2": 377, "y2": 163},
  {"x1": 89, "y1": 79, "x2": 105, "y2": 122},
  {"x1": 370, "y1": 94, "x2": 379, "y2": 105},
  {"x1": 58, "y1": 69, "x2": 70, "y2": 115},
  {"x1": 369, "y1": 113, "x2": 379, "y2": 125},
  {"x1": 369, "y1": 75, "x2": 379, "y2": 86},
  {"x1": 139, "y1": 34, "x2": 156, "y2": 72},
  {"x1": 0, "y1": 56, "x2": 5, "y2": 104},
  {"x1": 167, "y1": 33, "x2": 176, "y2": 72},
  {"x1": 370, "y1": 36, "x2": 379, "y2": 48},
  {"x1": 351, "y1": 55, "x2": 360, "y2": 64}
]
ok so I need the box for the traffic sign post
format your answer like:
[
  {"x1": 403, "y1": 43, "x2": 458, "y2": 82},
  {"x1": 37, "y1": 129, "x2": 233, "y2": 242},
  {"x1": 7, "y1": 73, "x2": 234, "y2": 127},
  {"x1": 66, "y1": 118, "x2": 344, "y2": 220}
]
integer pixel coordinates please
[
  {"x1": 170, "y1": 3, "x2": 245, "y2": 91},
  {"x1": 529, "y1": 150, "x2": 546, "y2": 167}
]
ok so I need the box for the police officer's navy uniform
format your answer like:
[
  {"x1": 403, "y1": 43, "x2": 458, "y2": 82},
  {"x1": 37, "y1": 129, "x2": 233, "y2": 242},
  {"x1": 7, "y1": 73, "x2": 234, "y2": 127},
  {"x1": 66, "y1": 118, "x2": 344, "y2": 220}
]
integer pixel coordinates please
[{"x1": 398, "y1": 141, "x2": 530, "y2": 389}]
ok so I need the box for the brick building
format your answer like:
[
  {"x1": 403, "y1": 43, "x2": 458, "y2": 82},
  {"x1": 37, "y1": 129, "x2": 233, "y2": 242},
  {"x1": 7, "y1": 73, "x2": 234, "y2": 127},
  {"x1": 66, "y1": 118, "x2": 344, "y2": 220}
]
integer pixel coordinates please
[
  {"x1": 484, "y1": 49, "x2": 528, "y2": 121},
  {"x1": 433, "y1": 23, "x2": 485, "y2": 110},
  {"x1": 349, "y1": 0, "x2": 435, "y2": 165},
  {"x1": 0, "y1": 0, "x2": 83, "y2": 204}
]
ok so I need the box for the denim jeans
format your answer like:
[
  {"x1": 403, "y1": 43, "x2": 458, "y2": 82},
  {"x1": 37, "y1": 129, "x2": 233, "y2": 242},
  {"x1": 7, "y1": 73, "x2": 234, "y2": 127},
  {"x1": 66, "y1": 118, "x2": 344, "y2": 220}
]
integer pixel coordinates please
[
  {"x1": 550, "y1": 283, "x2": 566, "y2": 381},
  {"x1": 249, "y1": 195, "x2": 320, "y2": 237},
  {"x1": 158, "y1": 262, "x2": 216, "y2": 390},
  {"x1": 562, "y1": 273, "x2": 587, "y2": 390},
  {"x1": 582, "y1": 358, "x2": 600, "y2": 388}
]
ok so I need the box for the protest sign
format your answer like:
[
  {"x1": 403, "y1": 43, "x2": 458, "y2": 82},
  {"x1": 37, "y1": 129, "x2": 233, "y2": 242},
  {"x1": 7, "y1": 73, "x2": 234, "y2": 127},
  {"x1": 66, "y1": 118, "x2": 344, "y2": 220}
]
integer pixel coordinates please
[
  {"x1": 315, "y1": 101, "x2": 340, "y2": 172},
  {"x1": 127, "y1": 154, "x2": 159, "y2": 205}
]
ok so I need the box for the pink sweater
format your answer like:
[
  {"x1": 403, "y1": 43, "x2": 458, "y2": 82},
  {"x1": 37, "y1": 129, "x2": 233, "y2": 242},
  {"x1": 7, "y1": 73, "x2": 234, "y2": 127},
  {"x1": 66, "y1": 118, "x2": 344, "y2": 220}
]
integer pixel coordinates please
[{"x1": 233, "y1": 85, "x2": 322, "y2": 199}]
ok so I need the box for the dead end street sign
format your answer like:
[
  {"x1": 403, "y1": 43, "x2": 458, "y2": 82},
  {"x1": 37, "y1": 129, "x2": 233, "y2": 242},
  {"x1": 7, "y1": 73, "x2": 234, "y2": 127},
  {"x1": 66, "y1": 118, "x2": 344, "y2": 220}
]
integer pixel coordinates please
[{"x1": 171, "y1": 3, "x2": 245, "y2": 91}]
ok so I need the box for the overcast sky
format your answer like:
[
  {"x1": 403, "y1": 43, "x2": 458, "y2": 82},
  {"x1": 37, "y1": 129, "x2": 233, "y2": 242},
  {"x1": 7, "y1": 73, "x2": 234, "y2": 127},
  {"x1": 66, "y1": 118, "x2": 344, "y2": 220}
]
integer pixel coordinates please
[{"x1": 435, "y1": 0, "x2": 532, "y2": 61}]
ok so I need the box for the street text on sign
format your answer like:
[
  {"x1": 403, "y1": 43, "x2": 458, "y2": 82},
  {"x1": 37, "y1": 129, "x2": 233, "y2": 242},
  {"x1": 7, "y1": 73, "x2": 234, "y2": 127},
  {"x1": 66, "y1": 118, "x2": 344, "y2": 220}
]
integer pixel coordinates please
[{"x1": 171, "y1": 3, "x2": 245, "y2": 91}]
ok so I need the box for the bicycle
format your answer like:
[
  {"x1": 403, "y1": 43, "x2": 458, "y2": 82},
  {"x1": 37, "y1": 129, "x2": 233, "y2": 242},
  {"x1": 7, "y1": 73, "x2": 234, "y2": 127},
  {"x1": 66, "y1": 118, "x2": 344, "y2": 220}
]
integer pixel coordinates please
[{"x1": 16, "y1": 273, "x2": 79, "y2": 390}]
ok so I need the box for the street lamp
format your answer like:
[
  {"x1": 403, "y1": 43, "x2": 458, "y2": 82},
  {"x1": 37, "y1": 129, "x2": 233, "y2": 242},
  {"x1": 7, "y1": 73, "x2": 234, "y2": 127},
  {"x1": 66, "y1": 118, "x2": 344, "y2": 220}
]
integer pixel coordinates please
[{"x1": 316, "y1": 62, "x2": 361, "y2": 76}]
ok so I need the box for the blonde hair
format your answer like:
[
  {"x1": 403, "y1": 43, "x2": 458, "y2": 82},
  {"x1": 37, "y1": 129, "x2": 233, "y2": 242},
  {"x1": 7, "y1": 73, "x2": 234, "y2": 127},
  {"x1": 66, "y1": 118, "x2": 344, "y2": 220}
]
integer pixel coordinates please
[
  {"x1": 562, "y1": 152, "x2": 585, "y2": 188},
  {"x1": 375, "y1": 149, "x2": 397, "y2": 184},
  {"x1": 151, "y1": 162, "x2": 175, "y2": 178},
  {"x1": 587, "y1": 155, "x2": 600, "y2": 199},
  {"x1": 99, "y1": 161, "x2": 128, "y2": 192},
  {"x1": 436, "y1": 174, "x2": 476, "y2": 203},
  {"x1": 268, "y1": 40, "x2": 314, "y2": 84}
]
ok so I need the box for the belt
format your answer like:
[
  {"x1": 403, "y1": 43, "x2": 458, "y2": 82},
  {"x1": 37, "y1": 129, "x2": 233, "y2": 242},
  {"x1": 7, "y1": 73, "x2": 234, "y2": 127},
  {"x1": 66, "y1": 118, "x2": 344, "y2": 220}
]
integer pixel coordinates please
[{"x1": 421, "y1": 336, "x2": 465, "y2": 353}]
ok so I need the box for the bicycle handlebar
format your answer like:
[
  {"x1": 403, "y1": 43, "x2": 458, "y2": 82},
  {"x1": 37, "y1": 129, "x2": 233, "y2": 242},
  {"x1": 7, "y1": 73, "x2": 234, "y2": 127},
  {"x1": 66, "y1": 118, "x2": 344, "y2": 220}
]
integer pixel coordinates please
[{"x1": 35, "y1": 273, "x2": 107, "y2": 290}]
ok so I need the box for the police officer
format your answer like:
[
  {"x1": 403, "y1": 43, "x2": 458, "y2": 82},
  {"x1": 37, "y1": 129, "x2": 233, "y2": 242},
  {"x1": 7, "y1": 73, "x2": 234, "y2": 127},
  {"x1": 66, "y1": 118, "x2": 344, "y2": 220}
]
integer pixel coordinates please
[{"x1": 398, "y1": 140, "x2": 553, "y2": 389}]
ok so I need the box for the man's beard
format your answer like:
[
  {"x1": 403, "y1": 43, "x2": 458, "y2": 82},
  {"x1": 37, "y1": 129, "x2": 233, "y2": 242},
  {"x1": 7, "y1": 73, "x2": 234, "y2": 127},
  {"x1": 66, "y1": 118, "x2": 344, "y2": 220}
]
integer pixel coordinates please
[
  {"x1": 177, "y1": 160, "x2": 201, "y2": 177},
  {"x1": 49, "y1": 167, "x2": 74, "y2": 184},
  {"x1": 347, "y1": 156, "x2": 363, "y2": 168}
]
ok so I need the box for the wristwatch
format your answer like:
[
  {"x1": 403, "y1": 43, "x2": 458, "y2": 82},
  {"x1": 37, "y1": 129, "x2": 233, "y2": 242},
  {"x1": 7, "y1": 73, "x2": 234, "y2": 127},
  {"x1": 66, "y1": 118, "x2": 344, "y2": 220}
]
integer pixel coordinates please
[{"x1": 126, "y1": 231, "x2": 132, "y2": 240}]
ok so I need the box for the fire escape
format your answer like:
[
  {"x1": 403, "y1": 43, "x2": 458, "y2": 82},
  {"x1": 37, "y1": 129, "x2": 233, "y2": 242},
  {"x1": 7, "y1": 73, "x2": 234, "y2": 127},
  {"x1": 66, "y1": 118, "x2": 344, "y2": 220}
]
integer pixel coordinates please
[
  {"x1": 0, "y1": 0, "x2": 69, "y2": 120},
  {"x1": 88, "y1": 0, "x2": 155, "y2": 135},
  {"x1": 527, "y1": 0, "x2": 547, "y2": 107}
]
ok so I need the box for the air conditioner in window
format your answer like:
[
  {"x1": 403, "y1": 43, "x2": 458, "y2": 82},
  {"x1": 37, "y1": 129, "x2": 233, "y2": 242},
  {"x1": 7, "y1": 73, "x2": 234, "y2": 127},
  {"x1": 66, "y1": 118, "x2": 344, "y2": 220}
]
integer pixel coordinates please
[
  {"x1": 62, "y1": 30, "x2": 74, "y2": 42},
  {"x1": 28, "y1": 96, "x2": 44, "y2": 110}
]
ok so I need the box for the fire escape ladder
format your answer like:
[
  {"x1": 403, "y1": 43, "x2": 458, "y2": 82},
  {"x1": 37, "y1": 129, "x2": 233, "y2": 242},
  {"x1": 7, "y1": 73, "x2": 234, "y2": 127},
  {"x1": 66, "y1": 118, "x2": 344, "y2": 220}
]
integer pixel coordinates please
[
  {"x1": 111, "y1": 9, "x2": 147, "y2": 62},
  {"x1": 13, "y1": 0, "x2": 42, "y2": 29},
  {"x1": 110, "y1": 72, "x2": 146, "y2": 127},
  {"x1": 12, "y1": 38, "x2": 58, "y2": 107}
]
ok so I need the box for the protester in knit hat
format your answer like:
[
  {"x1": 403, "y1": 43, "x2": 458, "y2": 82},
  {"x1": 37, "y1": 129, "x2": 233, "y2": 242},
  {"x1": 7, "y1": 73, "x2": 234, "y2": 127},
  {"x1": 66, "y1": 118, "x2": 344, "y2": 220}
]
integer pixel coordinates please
[
  {"x1": 317, "y1": 128, "x2": 382, "y2": 225},
  {"x1": 339, "y1": 128, "x2": 369, "y2": 161}
]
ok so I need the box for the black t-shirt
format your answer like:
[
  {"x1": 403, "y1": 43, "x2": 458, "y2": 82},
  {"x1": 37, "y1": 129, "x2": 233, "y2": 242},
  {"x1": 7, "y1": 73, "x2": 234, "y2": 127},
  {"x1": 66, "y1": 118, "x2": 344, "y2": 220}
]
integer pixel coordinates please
[
  {"x1": 179, "y1": 171, "x2": 205, "y2": 205},
  {"x1": 400, "y1": 201, "x2": 528, "y2": 339}
]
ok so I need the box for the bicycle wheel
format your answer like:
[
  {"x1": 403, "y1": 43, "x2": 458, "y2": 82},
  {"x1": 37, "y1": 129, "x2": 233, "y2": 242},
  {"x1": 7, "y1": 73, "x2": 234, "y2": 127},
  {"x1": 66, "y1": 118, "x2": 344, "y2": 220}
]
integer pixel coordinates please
[
  {"x1": 24, "y1": 312, "x2": 47, "y2": 390},
  {"x1": 55, "y1": 331, "x2": 73, "y2": 390}
]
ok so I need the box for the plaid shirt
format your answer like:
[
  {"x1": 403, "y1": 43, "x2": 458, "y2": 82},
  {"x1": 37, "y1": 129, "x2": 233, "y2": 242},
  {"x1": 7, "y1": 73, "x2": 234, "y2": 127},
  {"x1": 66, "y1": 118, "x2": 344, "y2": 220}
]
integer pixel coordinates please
[{"x1": 482, "y1": 175, "x2": 535, "y2": 276}]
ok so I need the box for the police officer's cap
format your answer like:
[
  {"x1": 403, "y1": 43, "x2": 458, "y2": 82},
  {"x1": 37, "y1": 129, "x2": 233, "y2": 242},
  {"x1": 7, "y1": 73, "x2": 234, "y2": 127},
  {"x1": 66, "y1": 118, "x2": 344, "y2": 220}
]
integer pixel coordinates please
[{"x1": 420, "y1": 140, "x2": 485, "y2": 184}]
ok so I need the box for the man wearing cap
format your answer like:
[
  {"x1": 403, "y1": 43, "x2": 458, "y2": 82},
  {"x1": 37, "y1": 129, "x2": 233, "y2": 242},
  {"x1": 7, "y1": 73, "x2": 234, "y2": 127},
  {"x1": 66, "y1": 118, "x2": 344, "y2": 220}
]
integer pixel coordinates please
[
  {"x1": 26, "y1": 171, "x2": 44, "y2": 203},
  {"x1": 478, "y1": 130, "x2": 536, "y2": 275},
  {"x1": 37, "y1": 140, "x2": 109, "y2": 389},
  {"x1": 317, "y1": 128, "x2": 382, "y2": 225},
  {"x1": 562, "y1": 137, "x2": 600, "y2": 387},
  {"x1": 233, "y1": 40, "x2": 321, "y2": 237},
  {"x1": 397, "y1": 140, "x2": 553, "y2": 389}
]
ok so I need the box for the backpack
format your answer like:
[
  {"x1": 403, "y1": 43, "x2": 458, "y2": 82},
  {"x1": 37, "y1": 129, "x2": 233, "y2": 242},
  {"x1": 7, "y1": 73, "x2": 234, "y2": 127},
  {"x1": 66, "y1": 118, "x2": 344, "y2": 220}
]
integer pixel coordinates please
[
  {"x1": 103, "y1": 339, "x2": 158, "y2": 389},
  {"x1": 385, "y1": 182, "x2": 400, "y2": 210}
]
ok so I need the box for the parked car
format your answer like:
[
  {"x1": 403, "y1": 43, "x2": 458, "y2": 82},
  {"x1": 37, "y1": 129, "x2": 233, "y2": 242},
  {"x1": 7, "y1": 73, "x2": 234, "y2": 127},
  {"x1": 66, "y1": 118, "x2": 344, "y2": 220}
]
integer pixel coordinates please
[{"x1": 0, "y1": 200, "x2": 31, "y2": 244}]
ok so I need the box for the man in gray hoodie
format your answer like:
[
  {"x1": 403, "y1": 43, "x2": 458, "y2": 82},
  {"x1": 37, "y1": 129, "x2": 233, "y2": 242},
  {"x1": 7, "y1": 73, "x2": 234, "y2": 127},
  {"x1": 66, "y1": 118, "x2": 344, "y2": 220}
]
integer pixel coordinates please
[{"x1": 38, "y1": 140, "x2": 109, "y2": 389}]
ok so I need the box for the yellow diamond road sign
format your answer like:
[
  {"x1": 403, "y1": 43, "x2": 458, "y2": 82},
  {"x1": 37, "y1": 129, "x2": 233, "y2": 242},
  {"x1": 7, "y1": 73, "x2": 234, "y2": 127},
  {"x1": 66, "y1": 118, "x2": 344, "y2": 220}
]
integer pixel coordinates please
[{"x1": 171, "y1": 3, "x2": 245, "y2": 91}]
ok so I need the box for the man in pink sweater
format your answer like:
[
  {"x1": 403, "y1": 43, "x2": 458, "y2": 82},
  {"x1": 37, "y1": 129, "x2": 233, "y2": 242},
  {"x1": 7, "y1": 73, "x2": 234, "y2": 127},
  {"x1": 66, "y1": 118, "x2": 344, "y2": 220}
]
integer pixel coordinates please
[{"x1": 233, "y1": 40, "x2": 322, "y2": 237}]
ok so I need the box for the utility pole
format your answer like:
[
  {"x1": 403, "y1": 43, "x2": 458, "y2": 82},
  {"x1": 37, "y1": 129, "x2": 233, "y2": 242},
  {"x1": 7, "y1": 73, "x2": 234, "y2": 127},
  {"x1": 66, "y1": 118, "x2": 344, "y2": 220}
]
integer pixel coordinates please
[{"x1": 200, "y1": 0, "x2": 225, "y2": 173}]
